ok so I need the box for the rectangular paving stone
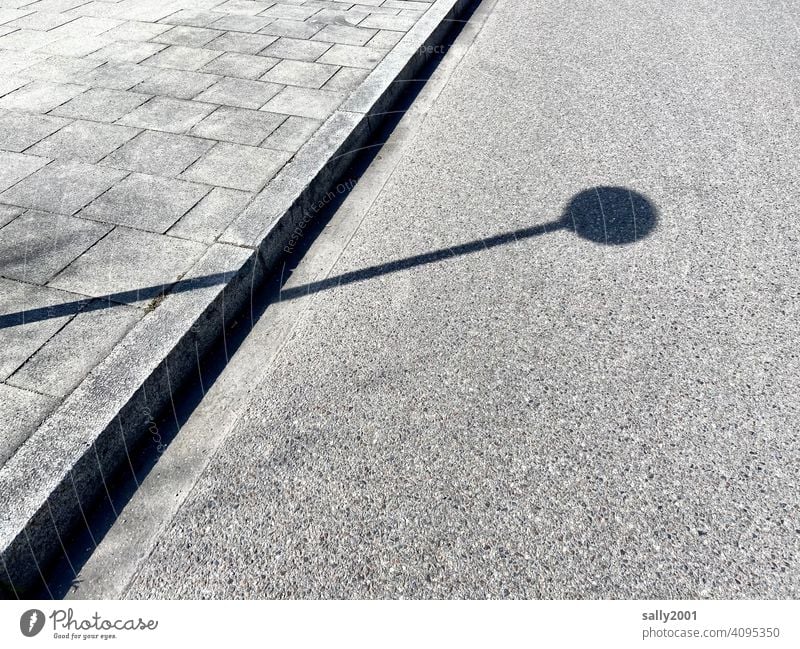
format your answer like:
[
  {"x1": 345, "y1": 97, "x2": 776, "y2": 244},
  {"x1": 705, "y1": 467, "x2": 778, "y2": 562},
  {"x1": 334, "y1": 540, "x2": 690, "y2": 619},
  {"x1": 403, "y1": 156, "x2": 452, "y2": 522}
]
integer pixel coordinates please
[
  {"x1": 81, "y1": 172, "x2": 210, "y2": 232},
  {"x1": 0, "y1": 160, "x2": 127, "y2": 214},
  {"x1": 0, "y1": 50, "x2": 48, "y2": 76},
  {"x1": 0, "y1": 383, "x2": 57, "y2": 468},
  {"x1": 0, "y1": 277, "x2": 80, "y2": 381},
  {"x1": 50, "y1": 87, "x2": 151, "y2": 122},
  {"x1": 201, "y1": 52, "x2": 280, "y2": 79},
  {"x1": 102, "y1": 20, "x2": 172, "y2": 42},
  {"x1": 0, "y1": 110, "x2": 69, "y2": 152},
  {"x1": 48, "y1": 15, "x2": 122, "y2": 38},
  {"x1": 366, "y1": 29, "x2": 405, "y2": 49},
  {"x1": 190, "y1": 106, "x2": 286, "y2": 146},
  {"x1": 0, "y1": 77, "x2": 29, "y2": 98},
  {"x1": 209, "y1": 14, "x2": 272, "y2": 34},
  {"x1": 0, "y1": 152, "x2": 49, "y2": 193},
  {"x1": 8, "y1": 300, "x2": 142, "y2": 398},
  {"x1": 153, "y1": 25, "x2": 225, "y2": 47},
  {"x1": 168, "y1": 186, "x2": 253, "y2": 243},
  {"x1": 144, "y1": 44, "x2": 223, "y2": 71},
  {"x1": 260, "y1": 115, "x2": 321, "y2": 152},
  {"x1": 100, "y1": 130, "x2": 214, "y2": 176},
  {"x1": 88, "y1": 40, "x2": 167, "y2": 63},
  {"x1": 0, "y1": 210, "x2": 112, "y2": 283},
  {"x1": 132, "y1": 68, "x2": 221, "y2": 100},
  {"x1": 0, "y1": 28, "x2": 63, "y2": 51},
  {"x1": 317, "y1": 43, "x2": 387, "y2": 69},
  {"x1": 159, "y1": 9, "x2": 222, "y2": 28},
  {"x1": 261, "y1": 85, "x2": 345, "y2": 120},
  {"x1": 78, "y1": 61, "x2": 157, "y2": 90},
  {"x1": 22, "y1": 56, "x2": 104, "y2": 84},
  {"x1": 259, "y1": 18, "x2": 323, "y2": 40},
  {"x1": 262, "y1": 59, "x2": 339, "y2": 89},
  {"x1": 312, "y1": 24, "x2": 378, "y2": 46},
  {"x1": 358, "y1": 13, "x2": 417, "y2": 30},
  {"x1": 48, "y1": 226, "x2": 207, "y2": 306},
  {"x1": 0, "y1": 80, "x2": 87, "y2": 113},
  {"x1": 322, "y1": 65, "x2": 370, "y2": 91},
  {"x1": 213, "y1": 0, "x2": 273, "y2": 14},
  {"x1": 0, "y1": 204, "x2": 24, "y2": 229},
  {"x1": 8, "y1": 11, "x2": 82, "y2": 32},
  {"x1": 260, "y1": 4, "x2": 318, "y2": 21},
  {"x1": 262, "y1": 37, "x2": 332, "y2": 62},
  {"x1": 194, "y1": 78, "x2": 283, "y2": 109},
  {"x1": 27, "y1": 119, "x2": 139, "y2": 164},
  {"x1": 40, "y1": 35, "x2": 113, "y2": 58},
  {"x1": 205, "y1": 30, "x2": 277, "y2": 54},
  {"x1": 182, "y1": 142, "x2": 292, "y2": 191},
  {"x1": 117, "y1": 96, "x2": 216, "y2": 133}
]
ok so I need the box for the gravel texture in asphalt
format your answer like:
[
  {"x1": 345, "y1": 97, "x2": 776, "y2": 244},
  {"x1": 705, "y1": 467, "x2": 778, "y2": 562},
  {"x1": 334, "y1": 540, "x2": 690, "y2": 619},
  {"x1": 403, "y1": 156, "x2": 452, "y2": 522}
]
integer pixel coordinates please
[{"x1": 124, "y1": 0, "x2": 800, "y2": 598}]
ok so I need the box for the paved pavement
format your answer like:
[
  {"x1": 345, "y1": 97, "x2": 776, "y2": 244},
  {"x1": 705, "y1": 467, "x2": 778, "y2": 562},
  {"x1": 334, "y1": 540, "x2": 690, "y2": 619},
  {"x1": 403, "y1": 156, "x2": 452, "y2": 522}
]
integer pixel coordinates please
[
  {"x1": 79, "y1": 0, "x2": 799, "y2": 598},
  {"x1": 0, "y1": 0, "x2": 435, "y2": 468}
]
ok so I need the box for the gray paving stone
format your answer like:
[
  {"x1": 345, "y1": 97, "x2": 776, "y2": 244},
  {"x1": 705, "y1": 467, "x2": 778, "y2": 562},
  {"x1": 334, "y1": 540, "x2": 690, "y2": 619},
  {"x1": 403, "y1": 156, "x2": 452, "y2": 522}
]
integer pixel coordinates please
[
  {"x1": 100, "y1": 130, "x2": 214, "y2": 176},
  {"x1": 209, "y1": 14, "x2": 272, "y2": 34},
  {"x1": 88, "y1": 40, "x2": 167, "y2": 64},
  {"x1": 201, "y1": 52, "x2": 280, "y2": 80},
  {"x1": 357, "y1": 13, "x2": 417, "y2": 30},
  {"x1": 317, "y1": 43, "x2": 387, "y2": 69},
  {"x1": 262, "y1": 59, "x2": 339, "y2": 89},
  {"x1": 0, "y1": 205, "x2": 24, "y2": 229},
  {"x1": 0, "y1": 28, "x2": 63, "y2": 51},
  {"x1": 0, "y1": 77, "x2": 28, "y2": 99},
  {"x1": 159, "y1": 9, "x2": 222, "y2": 28},
  {"x1": 7, "y1": 11, "x2": 81, "y2": 32},
  {"x1": 366, "y1": 28, "x2": 405, "y2": 49},
  {"x1": 262, "y1": 37, "x2": 332, "y2": 62},
  {"x1": 189, "y1": 106, "x2": 286, "y2": 146},
  {"x1": 0, "y1": 160, "x2": 127, "y2": 214},
  {"x1": 259, "y1": 18, "x2": 323, "y2": 40},
  {"x1": 213, "y1": 0, "x2": 273, "y2": 14},
  {"x1": 194, "y1": 78, "x2": 283, "y2": 109},
  {"x1": 311, "y1": 8, "x2": 372, "y2": 24},
  {"x1": 0, "y1": 110, "x2": 69, "y2": 152},
  {"x1": 0, "y1": 9, "x2": 33, "y2": 27},
  {"x1": 0, "y1": 80, "x2": 87, "y2": 113},
  {"x1": 322, "y1": 65, "x2": 370, "y2": 91},
  {"x1": 27, "y1": 120, "x2": 140, "y2": 163},
  {"x1": 312, "y1": 23, "x2": 378, "y2": 46},
  {"x1": 261, "y1": 85, "x2": 345, "y2": 119},
  {"x1": 0, "y1": 210, "x2": 111, "y2": 283},
  {"x1": 0, "y1": 51, "x2": 48, "y2": 77},
  {"x1": 260, "y1": 115, "x2": 321, "y2": 152},
  {"x1": 182, "y1": 142, "x2": 292, "y2": 191},
  {"x1": 81, "y1": 172, "x2": 210, "y2": 232},
  {"x1": 0, "y1": 277, "x2": 79, "y2": 381},
  {"x1": 206, "y1": 30, "x2": 278, "y2": 54},
  {"x1": 0, "y1": 152, "x2": 49, "y2": 193},
  {"x1": 77, "y1": 61, "x2": 156, "y2": 90},
  {"x1": 168, "y1": 187, "x2": 253, "y2": 243},
  {"x1": 117, "y1": 97, "x2": 216, "y2": 133},
  {"x1": 153, "y1": 25, "x2": 225, "y2": 47},
  {"x1": 8, "y1": 300, "x2": 142, "y2": 398},
  {"x1": 22, "y1": 56, "x2": 104, "y2": 84},
  {"x1": 50, "y1": 87, "x2": 151, "y2": 122},
  {"x1": 260, "y1": 4, "x2": 318, "y2": 21},
  {"x1": 47, "y1": 15, "x2": 121, "y2": 38},
  {"x1": 0, "y1": 383, "x2": 57, "y2": 467},
  {"x1": 48, "y1": 226, "x2": 207, "y2": 306},
  {"x1": 102, "y1": 20, "x2": 172, "y2": 42},
  {"x1": 144, "y1": 44, "x2": 223, "y2": 71},
  {"x1": 132, "y1": 68, "x2": 221, "y2": 100},
  {"x1": 40, "y1": 35, "x2": 113, "y2": 58}
]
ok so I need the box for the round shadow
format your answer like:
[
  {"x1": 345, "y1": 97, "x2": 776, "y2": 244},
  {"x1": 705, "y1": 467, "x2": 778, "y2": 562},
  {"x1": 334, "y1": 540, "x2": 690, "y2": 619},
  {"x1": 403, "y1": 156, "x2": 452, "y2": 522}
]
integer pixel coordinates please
[{"x1": 562, "y1": 186, "x2": 658, "y2": 245}]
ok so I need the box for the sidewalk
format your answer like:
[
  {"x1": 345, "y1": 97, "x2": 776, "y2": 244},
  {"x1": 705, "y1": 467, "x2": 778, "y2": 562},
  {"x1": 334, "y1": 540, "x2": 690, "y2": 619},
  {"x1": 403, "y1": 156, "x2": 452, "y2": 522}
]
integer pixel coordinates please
[{"x1": 0, "y1": 0, "x2": 471, "y2": 594}]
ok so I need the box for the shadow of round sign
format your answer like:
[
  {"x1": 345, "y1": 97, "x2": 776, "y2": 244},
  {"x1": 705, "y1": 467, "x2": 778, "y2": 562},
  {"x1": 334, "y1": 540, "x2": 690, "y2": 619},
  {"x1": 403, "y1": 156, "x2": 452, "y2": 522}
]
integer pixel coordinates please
[{"x1": 563, "y1": 186, "x2": 658, "y2": 245}]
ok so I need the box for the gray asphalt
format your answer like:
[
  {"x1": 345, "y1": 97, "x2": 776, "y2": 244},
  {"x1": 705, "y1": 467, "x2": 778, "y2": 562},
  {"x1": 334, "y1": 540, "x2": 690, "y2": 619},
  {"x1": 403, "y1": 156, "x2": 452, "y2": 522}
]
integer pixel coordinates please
[{"x1": 123, "y1": 0, "x2": 800, "y2": 598}]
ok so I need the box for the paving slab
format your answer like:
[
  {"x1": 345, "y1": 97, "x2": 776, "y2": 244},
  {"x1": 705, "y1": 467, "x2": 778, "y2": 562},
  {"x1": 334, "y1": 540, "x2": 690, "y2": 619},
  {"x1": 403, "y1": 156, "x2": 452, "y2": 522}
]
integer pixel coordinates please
[
  {"x1": 0, "y1": 384, "x2": 57, "y2": 468},
  {"x1": 0, "y1": 0, "x2": 473, "y2": 594}
]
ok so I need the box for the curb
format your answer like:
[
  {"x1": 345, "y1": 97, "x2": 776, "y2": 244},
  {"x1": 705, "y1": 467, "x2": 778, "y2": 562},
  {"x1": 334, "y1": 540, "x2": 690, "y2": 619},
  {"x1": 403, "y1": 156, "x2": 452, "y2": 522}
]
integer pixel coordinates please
[{"x1": 0, "y1": 0, "x2": 476, "y2": 595}]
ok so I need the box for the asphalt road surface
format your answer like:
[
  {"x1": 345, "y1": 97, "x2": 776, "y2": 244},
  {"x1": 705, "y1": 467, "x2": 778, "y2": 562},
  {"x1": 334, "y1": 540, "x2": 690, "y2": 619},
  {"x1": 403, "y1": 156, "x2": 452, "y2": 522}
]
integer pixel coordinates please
[{"x1": 78, "y1": 0, "x2": 800, "y2": 598}]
